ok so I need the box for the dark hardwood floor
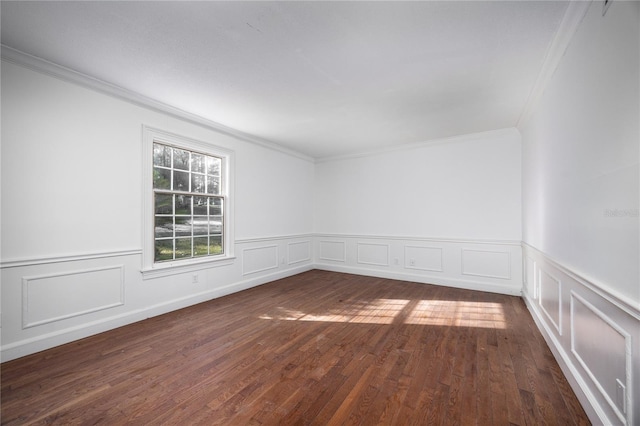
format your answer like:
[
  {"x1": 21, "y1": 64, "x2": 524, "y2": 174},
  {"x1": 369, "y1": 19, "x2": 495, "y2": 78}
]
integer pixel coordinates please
[{"x1": 1, "y1": 270, "x2": 590, "y2": 425}]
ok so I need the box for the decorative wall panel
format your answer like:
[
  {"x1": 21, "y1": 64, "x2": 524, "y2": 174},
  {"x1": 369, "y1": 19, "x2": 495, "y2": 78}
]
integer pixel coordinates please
[
  {"x1": 461, "y1": 249, "x2": 511, "y2": 279},
  {"x1": 571, "y1": 292, "x2": 630, "y2": 424},
  {"x1": 539, "y1": 269, "x2": 562, "y2": 335},
  {"x1": 288, "y1": 241, "x2": 311, "y2": 265},
  {"x1": 242, "y1": 245, "x2": 278, "y2": 275},
  {"x1": 357, "y1": 243, "x2": 389, "y2": 266},
  {"x1": 319, "y1": 241, "x2": 346, "y2": 262},
  {"x1": 404, "y1": 246, "x2": 443, "y2": 272},
  {"x1": 22, "y1": 265, "x2": 124, "y2": 328}
]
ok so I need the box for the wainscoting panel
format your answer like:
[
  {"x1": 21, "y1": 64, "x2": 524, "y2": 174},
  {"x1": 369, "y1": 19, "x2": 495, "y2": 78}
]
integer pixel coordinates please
[
  {"x1": 404, "y1": 246, "x2": 443, "y2": 272},
  {"x1": 522, "y1": 243, "x2": 639, "y2": 426},
  {"x1": 461, "y1": 249, "x2": 511, "y2": 280},
  {"x1": 571, "y1": 292, "x2": 630, "y2": 424},
  {"x1": 288, "y1": 240, "x2": 311, "y2": 265},
  {"x1": 314, "y1": 234, "x2": 522, "y2": 295},
  {"x1": 357, "y1": 243, "x2": 389, "y2": 266},
  {"x1": 318, "y1": 240, "x2": 346, "y2": 262},
  {"x1": 2, "y1": 235, "x2": 314, "y2": 362},
  {"x1": 242, "y1": 245, "x2": 278, "y2": 275},
  {"x1": 22, "y1": 266, "x2": 124, "y2": 328},
  {"x1": 539, "y1": 269, "x2": 562, "y2": 335}
]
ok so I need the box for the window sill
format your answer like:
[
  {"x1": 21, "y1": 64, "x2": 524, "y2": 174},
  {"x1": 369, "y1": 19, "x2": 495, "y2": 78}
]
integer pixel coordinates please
[{"x1": 141, "y1": 255, "x2": 236, "y2": 280}]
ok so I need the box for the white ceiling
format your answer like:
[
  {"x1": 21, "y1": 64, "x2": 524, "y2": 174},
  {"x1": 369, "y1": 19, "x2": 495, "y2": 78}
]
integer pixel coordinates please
[{"x1": 1, "y1": 1, "x2": 569, "y2": 159}]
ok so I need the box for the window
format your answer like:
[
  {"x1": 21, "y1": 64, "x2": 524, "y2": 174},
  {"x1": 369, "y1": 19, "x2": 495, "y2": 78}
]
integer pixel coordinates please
[
  {"x1": 142, "y1": 126, "x2": 234, "y2": 277},
  {"x1": 153, "y1": 142, "x2": 224, "y2": 261}
]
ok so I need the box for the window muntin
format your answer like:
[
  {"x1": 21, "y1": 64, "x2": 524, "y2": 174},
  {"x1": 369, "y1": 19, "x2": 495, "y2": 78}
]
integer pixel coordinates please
[{"x1": 152, "y1": 142, "x2": 225, "y2": 263}]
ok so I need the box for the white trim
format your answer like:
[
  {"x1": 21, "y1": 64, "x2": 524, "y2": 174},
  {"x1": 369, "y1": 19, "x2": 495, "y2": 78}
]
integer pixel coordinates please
[
  {"x1": 460, "y1": 248, "x2": 512, "y2": 280},
  {"x1": 318, "y1": 240, "x2": 347, "y2": 262},
  {"x1": 315, "y1": 233, "x2": 521, "y2": 246},
  {"x1": 242, "y1": 245, "x2": 279, "y2": 276},
  {"x1": 539, "y1": 269, "x2": 563, "y2": 335},
  {"x1": 517, "y1": 1, "x2": 592, "y2": 128},
  {"x1": 403, "y1": 245, "x2": 443, "y2": 272},
  {"x1": 0, "y1": 249, "x2": 141, "y2": 269},
  {"x1": 570, "y1": 291, "x2": 632, "y2": 425},
  {"x1": 22, "y1": 265, "x2": 125, "y2": 328},
  {"x1": 356, "y1": 243, "x2": 390, "y2": 267},
  {"x1": 315, "y1": 263, "x2": 522, "y2": 296},
  {"x1": 140, "y1": 257, "x2": 236, "y2": 280},
  {"x1": 287, "y1": 241, "x2": 312, "y2": 265},
  {"x1": 236, "y1": 234, "x2": 314, "y2": 244},
  {"x1": 0, "y1": 45, "x2": 313, "y2": 163},
  {"x1": 522, "y1": 242, "x2": 640, "y2": 320},
  {"x1": 315, "y1": 128, "x2": 519, "y2": 163}
]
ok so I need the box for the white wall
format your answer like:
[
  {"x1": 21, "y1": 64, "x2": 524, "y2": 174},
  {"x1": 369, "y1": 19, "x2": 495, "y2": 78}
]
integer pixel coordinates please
[
  {"x1": 314, "y1": 129, "x2": 523, "y2": 294},
  {"x1": 519, "y1": 2, "x2": 639, "y2": 425},
  {"x1": 1, "y1": 60, "x2": 315, "y2": 361},
  {"x1": 5, "y1": 5, "x2": 638, "y2": 422},
  {"x1": 521, "y1": 2, "x2": 639, "y2": 304}
]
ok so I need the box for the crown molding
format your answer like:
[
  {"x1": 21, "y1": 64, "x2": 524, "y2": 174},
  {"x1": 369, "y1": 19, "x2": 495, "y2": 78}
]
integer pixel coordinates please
[
  {"x1": 1, "y1": 45, "x2": 314, "y2": 163},
  {"x1": 517, "y1": 1, "x2": 592, "y2": 128},
  {"x1": 315, "y1": 127, "x2": 520, "y2": 163}
]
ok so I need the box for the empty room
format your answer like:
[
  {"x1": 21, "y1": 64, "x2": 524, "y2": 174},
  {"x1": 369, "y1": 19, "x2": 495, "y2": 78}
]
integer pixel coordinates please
[{"x1": 1, "y1": 1, "x2": 638, "y2": 425}]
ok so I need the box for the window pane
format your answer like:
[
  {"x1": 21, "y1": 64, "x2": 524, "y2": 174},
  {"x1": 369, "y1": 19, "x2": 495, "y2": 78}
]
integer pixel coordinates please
[
  {"x1": 191, "y1": 153, "x2": 205, "y2": 173},
  {"x1": 175, "y1": 238, "x2": 192, "y2": 258},
  {"x1": 191, "y1": 174, "x2": 205, "y2": 193},
  {"x1": 155, "y1": 239, "x2": 173, "y2": 262},
  {"x1": 209, "y1": 197, "x2": 223, "y2": 216},
  {"x1": 193, "y1": 237, "x2": 208, "y2": 257},
  {"x1": 173, "y1": 170, "x2": 189, "y2": 192},
  {"x1": 173, "y1": 148, "x2": 190, "y2": 170},
  {"x1": 193, "y1": 196, "x2": 207, "y2": 215},
  {"x1": 207, "y1": 156, "x2": 221, "y2": 176},
  {"x1": 175, "y1": 217, "x2": 192, "y2": 237},
  {"x1": 193, "y1": 217, "x2": 208, "y2": 236},
  {"x1": 150, "y1": 138, "x2": 227, "y2": 265},
  {"x1": 153, "y1": 167, "x2": 171, "y2": 190},
  {"x1": 155, "y1": 194, "x2": 173, "y2": 214},
  {"x1": 210, "y1": 216, "x2": 223, "y2": 233},
  {"x1": 206, "y1": 176, "x2": 220, "y2": 194},
  {"x1": 155, "y1": 216, "x2": 173, "y2": 238},
  {"x1": 209, "y1": 235, "x2": 223, "y2": 255},
  {"x1": 175, "y1": 195, "x2": 191, "y2": 215},
  {"x1": 153, "y1": 144, "x2": 171, "y2": 167}
]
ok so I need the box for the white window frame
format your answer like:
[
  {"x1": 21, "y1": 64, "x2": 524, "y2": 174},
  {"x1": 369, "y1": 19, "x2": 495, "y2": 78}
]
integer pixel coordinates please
[{"x1": 141, "y1": 126, "x2": 235, "y2": 278}]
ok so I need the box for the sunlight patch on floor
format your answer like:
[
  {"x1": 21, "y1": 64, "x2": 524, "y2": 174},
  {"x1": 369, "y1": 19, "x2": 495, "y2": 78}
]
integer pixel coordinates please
[
  {"x1": 259, "y1": 298, "x2": 506, "y2": 329},
  {"x1": 404, "y1": 300, "x2": 506, "y2": 329},
  {"x1": 259, "y1": 299, "x2": 409, "y2": 324}
]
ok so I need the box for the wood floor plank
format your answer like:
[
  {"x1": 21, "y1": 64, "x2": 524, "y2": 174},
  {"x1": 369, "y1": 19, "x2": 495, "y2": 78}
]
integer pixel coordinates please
[{"x1": 1, "y1": 270, "x2": 590, "y2": 425}]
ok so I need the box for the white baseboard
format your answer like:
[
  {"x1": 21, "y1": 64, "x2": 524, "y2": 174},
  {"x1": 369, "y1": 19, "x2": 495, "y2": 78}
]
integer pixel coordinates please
[{"x1": 314, "y1": 263, "x2": 522, "y2": 296}]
